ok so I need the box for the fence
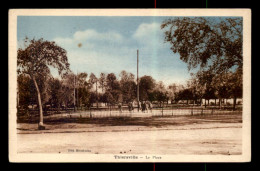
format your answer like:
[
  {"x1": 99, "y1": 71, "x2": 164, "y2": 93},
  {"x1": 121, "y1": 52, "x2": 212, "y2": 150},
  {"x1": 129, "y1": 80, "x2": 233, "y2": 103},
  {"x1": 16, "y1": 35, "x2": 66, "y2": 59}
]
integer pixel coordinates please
[
  {"x1": 18, "y1": 104, "x2": 242, "y2": 122},
  {"x1": 151, "y1": 106, "x2": 242, "y2": 117},
  {"x1": 36, "y1": 106, "x2": 241, "y2": 120}
]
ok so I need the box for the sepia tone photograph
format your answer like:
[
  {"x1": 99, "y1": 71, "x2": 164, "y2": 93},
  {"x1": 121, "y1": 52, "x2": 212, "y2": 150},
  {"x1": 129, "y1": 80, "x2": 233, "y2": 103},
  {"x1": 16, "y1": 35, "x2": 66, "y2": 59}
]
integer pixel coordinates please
[{"x1": 8, "y1": 9, "x2": 251, "y2": 162}]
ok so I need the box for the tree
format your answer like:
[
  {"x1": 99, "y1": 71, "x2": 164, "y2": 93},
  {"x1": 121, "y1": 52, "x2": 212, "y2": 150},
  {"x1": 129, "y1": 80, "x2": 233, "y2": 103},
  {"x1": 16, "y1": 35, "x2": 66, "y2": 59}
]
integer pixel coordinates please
[
  {"x1": 167, "y1": 83, "x2": 185, "y2": 104},
  {"x1": 120, "y1": 80, "x2": 136, "y2": 103},
  {"x1": 99, "y1": 72, "x2": 106, "y2": 93},
  {"x1": 229, "y1": 68, "x2": 242, "y2": 110},
  {"x1": 211, "y1": 72, "x2": 232, "y2": 108},
  {"x1": 89, "y1": 73, "x2": 97, "y2": 88},
  {"x1": 106, "y1": 73, "x2": 121, "y2": 103},
  {"x1": 62, "y1": 73, "x2": 77, "y2": 109},
  {"x1": 176, "y1": 88, "x2": 193, "y2": 105},
  {"x1": 78, "y1": 72, "x2": 89, "y2": 108},
  {"x1": 18, "y1": 73, "x2": 51, "y2": 117},
  {"x1": 106, "y1": 73, "x2": 117, "y2": 91},
  {"x1": 119, "y1": 70, "x2": 136, "y2": 103},
  {"x1": 17, "y1": 74, "x2": 37, "y2": 114},
  {"x1": 48, "y1": 78, "x2": 63, "y2": 110},
  {"x1": 153, "y1": 90, "x2": 168, "y2": 107},
  {"x1": 167, "y1": 83, "x2": 177, "y2": 103},
  {"x1": 147, "y1": 90, "x2": 157, "y2": 103},
  {"x1": 161, "y1": 17, "x2": 242, "y2": 73},
  {"x1": 119, "y1": 70, "x2": 135, "y2": 83},
  {"x1": 212, "y1": 69, "x2": 242, "y2": 110},
  {"x1": 77, "y1": 72, "x2": 88, "y2": 87},
  {"x1": 89, "y1": 73, "x2": 98, "y2": 108},
  {"x1": 17, "y1": 38, "x2": 70, "y2": 129},
  {"x1": 153, "y1": 81, "x2": 168, "y2": 106},
  {"x1": 195, "y1": 70, "x2": 217, "y2": 107},
  {"x1": 186, "y1": 77, "x2": 204, "y2": 105},
  {"x1": 103, "y1": 91, "x2": 115, "y2": 106},
  {"x1": 203, "y1": 87, "x2": 217, "y2": 106},
  {"x1": 139, "y1": 76, "x2": 155, "y2": 101}
]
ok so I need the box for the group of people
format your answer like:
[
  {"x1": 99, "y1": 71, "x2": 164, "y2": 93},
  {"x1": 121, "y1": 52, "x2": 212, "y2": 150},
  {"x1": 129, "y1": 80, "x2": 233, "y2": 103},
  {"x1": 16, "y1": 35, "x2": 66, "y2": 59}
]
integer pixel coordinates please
[
  {"x1": 139, "y1": 101, "x2": 153, "y2": 113},
  {"x1": 118, "y1": 101, "x2": 153, "y2": 113}
]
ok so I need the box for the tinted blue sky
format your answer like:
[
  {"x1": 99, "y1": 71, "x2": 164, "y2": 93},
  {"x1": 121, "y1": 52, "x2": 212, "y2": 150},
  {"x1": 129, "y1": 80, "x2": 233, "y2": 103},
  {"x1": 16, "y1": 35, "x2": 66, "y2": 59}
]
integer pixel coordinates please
[{"x1": 18, "y1": 16, "x2": 218, "y2": 86}]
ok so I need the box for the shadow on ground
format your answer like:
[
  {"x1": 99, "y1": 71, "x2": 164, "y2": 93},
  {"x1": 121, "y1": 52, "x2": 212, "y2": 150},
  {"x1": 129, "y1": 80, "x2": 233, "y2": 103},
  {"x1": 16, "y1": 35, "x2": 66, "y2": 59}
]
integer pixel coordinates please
[{"x1": 17, "y1": 113, "x2": 242, "y2": 128}]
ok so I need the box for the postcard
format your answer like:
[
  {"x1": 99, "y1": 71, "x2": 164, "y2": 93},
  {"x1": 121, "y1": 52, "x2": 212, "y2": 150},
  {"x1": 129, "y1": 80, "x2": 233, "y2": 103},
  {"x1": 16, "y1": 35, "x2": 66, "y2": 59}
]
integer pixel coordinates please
[{"x1": 9, "y1": 9, "x2": 251, "y2": 162}]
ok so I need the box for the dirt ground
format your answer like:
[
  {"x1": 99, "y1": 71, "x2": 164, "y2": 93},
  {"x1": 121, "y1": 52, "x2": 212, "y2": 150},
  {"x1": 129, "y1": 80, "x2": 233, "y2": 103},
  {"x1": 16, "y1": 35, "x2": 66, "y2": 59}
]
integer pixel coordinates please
[{"x1": 17, "y1": 114, "x2": 242, "y2": 155}]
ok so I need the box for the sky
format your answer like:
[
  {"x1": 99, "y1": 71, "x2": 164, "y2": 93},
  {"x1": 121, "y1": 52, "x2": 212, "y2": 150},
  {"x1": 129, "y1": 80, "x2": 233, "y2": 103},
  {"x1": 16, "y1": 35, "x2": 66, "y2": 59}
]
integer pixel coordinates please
[{"x1": 17, "y1": 16, "x2": 196, "y2": 86}]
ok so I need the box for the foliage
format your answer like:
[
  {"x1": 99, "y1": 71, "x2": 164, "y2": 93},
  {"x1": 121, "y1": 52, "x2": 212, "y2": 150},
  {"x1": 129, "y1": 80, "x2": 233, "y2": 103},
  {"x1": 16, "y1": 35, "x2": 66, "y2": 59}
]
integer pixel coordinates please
[
  {"x1": 48, "y1": 78, "x2": 63, "y2": 109},
  {"x1": 17, "y1": 38, "x2": 70, "y2": 77},
  {"x1": 139, "y1": 75, "x2": 155, "y2": 101},
  {"x1": 161, "y1": 17, "x2": 242, "y2": 73},
  {"x1": 17, "y1": 74, "x2": 37, "y2": 110},
  {"x1": 99, "y1": 72, "x2": 106, "y2": 93},
  {"x1": 119, "y1": 70, "x2": 136, "y2": 103},
  {"x1": 88, "y1": 73, "x2": 97, "y2": 89},
  {"x1": 100, "y1": 73, "x2": 121, "y2": 104},
  {"x1": 103, "y1": 91, "x2": 115, "y2": 105}
]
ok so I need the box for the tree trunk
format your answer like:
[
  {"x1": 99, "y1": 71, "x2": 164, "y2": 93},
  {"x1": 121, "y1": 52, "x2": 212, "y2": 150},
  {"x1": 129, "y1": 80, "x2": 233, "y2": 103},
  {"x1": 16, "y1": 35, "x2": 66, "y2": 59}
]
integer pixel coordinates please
[
  {"x1": 215, "y1": 99, "x2": 216, "y2": 106},
  {"x1": 76, "y1": 88, "x2": 78, "y2": 110},
  {"x1": 219, "y1": 98, "x2": 222, "y2": 109},
  {"x1": 204, "y1": 99, "x2": 207, "y2": 108},
  {"x1": 233, "y1": 97, "x2": 237, "y2": 111},
  {"x1": 96, "y1": 81, "x2": 98, "y2": 109},
  {"x1": 32, "y1": 76, "x2": 44, "y2": 129}
]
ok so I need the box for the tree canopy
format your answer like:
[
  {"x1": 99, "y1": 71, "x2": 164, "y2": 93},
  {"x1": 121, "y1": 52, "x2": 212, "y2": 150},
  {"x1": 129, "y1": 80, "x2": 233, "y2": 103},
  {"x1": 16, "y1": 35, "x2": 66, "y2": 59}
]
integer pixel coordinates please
[
  {"x1": 139, "y1": 76, "x2": 156, "y2": 101},
  {"x1": 17, "y1": 38, "x2": 70, "y2": 77},
  {"x1": 161, "y1": 17, "x2": 242, "y2": 73}
]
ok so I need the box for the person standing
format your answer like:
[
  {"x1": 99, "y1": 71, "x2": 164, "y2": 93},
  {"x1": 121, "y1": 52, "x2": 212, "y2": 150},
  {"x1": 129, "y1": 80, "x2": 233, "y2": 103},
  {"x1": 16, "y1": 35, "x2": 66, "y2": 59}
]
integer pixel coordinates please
[
  {"x1": 145, "y1": 101, "x2": 149, "y2": 113},
  {"x1": 128, "y1": 101, "x2": 133, "y2": 112},
  {"x1": 149, "y1": 101, "x2": 153, "y2": 113},
  {"x1": 141, "y1": 101, "x2": 146, "y2": 113},
  {"x1": 138, "y1": 101, "x2": 142, "y2": 112},
  {"x1": 118, "y1": 102, "x2": 122, "y2": 114}
]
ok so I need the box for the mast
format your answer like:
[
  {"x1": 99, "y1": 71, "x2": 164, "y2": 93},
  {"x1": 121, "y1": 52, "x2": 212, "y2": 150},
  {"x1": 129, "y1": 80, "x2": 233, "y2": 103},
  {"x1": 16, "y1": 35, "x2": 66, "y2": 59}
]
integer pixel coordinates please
[
  {"x1": 74, "y1": 74, "x2": 76, "y2": 112},
  {"x1": 137, "y1": 49, "x2": 139, "y2": 111}
]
